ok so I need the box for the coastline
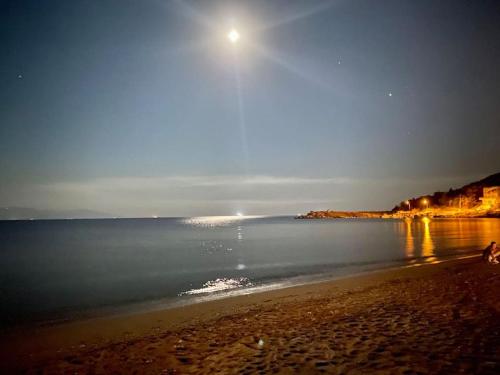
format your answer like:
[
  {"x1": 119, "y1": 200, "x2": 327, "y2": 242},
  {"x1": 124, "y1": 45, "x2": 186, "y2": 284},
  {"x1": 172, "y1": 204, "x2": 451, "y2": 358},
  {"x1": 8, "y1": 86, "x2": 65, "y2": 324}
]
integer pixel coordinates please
[
  {"x1": 2, "y1": 253, "x2": 499, "y2": 373},
  {"x1": 296, "y1": 210, "x2": 500, "y2": 219}
]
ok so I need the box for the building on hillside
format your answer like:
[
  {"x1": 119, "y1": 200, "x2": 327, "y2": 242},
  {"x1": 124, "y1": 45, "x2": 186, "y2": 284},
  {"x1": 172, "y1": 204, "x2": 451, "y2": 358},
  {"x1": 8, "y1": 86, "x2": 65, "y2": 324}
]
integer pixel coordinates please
[{"x1": 480, "y1": 187, "x2": 500, "y2": 209}]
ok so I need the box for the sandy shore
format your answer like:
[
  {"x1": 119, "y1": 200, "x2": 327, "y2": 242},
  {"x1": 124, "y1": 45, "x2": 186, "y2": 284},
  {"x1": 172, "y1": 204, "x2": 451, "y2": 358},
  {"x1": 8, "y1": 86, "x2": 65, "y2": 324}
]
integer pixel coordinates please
[{"x1": 1, "y1": 256, "x2": 499, "y2": 374}]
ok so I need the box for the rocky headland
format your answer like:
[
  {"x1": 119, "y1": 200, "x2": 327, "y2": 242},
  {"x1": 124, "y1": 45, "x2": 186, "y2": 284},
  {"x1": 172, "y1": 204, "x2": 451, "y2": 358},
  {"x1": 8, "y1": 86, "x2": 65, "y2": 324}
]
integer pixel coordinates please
[{"x1": 298, "y1": 172, "x2": 500, "y2": 219}]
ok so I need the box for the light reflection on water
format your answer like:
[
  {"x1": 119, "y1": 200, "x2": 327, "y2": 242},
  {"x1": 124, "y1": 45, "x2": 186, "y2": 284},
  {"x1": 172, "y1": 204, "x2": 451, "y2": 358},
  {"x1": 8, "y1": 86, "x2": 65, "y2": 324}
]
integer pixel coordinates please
[
  {"x1": 400, "y1": 217, "x2": 498, "y2": 263},
  {"x1": 179, "y1": 277, "x2": 253, "y2": 296},
  {"x1": 183, "y1": 215, "x2": 265, "y2": 227},
  {"x1": 189, "y1": 217, "x2": 498, "y2": 298},
  {"x1": 421, "y1": 217, "x2": 436, "y2": 261},
  {"x1": 404, "y1": 219, "x2": 415, "y2": 259},
  {"x1": 0, "y1": 217, "x2": 498, "y2": 326}
]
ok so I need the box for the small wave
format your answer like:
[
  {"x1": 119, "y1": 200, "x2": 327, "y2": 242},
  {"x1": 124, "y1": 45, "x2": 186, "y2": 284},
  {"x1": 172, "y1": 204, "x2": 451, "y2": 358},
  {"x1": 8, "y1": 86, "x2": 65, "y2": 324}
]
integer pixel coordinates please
[{"x1": 179, "y1": 277, "x2": 253, "y2": 296}]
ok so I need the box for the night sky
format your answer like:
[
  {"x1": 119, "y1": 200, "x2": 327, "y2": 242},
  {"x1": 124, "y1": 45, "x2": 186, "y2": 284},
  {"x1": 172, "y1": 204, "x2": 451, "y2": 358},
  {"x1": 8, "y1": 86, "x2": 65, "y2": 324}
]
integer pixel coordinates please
[{"x1": 1, "y1": 0, "x2": 499, "y2": 217}]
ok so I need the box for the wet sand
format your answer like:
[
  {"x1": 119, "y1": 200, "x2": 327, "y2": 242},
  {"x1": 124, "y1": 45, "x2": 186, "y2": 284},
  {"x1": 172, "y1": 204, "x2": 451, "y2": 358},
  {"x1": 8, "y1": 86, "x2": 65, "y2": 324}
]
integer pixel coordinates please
[{"x1": 1, "y1": 256, "x2": 499, "y2": 374}]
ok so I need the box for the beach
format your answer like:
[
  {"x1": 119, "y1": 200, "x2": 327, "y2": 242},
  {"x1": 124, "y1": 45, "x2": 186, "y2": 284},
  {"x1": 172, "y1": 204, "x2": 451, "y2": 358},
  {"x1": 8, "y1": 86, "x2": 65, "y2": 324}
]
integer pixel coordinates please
[{"x1": 1, "y1": 255, "x2": 499, "y2": 374}]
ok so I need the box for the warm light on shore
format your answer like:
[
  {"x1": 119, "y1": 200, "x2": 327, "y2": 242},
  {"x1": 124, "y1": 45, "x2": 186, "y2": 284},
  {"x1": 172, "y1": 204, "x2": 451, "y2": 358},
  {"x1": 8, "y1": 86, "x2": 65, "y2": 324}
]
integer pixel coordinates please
[{"x1": 421, "y1": 198, "x2": 429, "y2": 209}]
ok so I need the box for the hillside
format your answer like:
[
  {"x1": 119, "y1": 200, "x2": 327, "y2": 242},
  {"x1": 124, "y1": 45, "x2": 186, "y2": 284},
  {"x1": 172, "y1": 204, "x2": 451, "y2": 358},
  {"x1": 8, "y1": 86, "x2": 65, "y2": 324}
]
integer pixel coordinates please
[
  {"x1": 392, "y1": 172, "x2": 500, "y2": 212},
  {"x1": 299, "y1": 172, "x2": 500, "y2": 219}
]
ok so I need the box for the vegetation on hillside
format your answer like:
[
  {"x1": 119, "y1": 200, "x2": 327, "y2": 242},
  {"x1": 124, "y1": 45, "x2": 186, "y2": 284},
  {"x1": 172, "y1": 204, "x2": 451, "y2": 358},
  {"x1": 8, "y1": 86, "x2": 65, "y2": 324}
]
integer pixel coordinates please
[{"x1": 392, "y1": 172, "x2": 500, "y2": 212}]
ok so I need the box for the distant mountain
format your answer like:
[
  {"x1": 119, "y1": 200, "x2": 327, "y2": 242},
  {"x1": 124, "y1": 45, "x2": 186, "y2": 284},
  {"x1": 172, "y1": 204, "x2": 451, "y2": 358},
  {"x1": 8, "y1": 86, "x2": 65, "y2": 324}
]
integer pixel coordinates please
[
  {"x1": 0, "y1": 207, "x2": 111, "y2": 220},
  {"x1": 392, "y1": 172, "x2": 500, "y2": 211}
]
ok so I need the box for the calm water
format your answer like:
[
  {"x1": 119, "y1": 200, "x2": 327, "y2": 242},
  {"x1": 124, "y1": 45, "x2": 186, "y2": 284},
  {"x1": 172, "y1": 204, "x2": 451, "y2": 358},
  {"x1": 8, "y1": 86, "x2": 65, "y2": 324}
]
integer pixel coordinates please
[{"x1": 0, "y1": 216, "x2": 498, "y2": 328}]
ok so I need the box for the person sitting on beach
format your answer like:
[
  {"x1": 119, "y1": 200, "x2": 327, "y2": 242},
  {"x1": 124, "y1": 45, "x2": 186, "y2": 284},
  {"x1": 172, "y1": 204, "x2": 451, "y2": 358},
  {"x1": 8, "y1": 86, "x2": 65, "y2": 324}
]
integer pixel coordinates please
[{"x1": 482, "y1": 241, "x2": 499, "y2": 264}]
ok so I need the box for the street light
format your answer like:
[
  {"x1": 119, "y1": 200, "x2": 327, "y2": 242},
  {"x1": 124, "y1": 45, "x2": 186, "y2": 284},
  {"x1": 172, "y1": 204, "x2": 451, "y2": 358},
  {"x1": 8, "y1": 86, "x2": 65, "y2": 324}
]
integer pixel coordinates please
[
  {"x1": 422, "y1": 198, "x2": 429, "y2": 210},
  {"x1": 405, "y1": 200, "x2": 411, "y2": 211}
]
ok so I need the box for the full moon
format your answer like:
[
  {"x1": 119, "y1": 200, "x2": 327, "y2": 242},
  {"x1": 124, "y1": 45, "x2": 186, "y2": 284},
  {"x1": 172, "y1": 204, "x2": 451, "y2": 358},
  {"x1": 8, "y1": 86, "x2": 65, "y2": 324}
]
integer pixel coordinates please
[{"x1": 227, "y1": 29, "x2": 240, "y2": 43}]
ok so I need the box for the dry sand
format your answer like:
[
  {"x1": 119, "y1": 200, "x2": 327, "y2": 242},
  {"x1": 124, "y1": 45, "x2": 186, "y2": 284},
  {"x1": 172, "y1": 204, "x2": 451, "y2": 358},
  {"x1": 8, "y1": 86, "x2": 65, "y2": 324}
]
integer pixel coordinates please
[{"x1": 1, "y1": 256, "x2": 499, "y2": 374}]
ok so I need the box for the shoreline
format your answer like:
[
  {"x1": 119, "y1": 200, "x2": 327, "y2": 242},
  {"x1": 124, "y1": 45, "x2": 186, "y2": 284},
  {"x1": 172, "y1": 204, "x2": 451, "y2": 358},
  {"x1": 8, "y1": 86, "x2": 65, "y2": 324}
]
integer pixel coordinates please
[
  {"x1": 0, "y1": 251, "x2": 480, "y2": 333},
  {"x1": 2, "y1": 253, "x2": 499, "y2": 373},
  {"x1": 297, "y1": 211, "x2": 500, "y2": 219}
]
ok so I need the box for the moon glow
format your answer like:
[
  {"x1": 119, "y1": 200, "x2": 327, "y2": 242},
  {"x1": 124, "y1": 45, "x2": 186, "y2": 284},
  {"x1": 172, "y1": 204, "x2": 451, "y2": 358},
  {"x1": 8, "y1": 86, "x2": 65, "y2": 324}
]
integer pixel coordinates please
[{"x1": 227, "y1": 29, "x2": 240, "y2": 43}]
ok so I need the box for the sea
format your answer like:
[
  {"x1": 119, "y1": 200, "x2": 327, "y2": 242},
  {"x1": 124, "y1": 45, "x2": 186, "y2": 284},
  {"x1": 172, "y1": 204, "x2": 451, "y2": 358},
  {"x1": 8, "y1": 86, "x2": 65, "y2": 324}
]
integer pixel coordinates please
[{"x1": 0, "y1": 216, "x2": 498, "y2": 328}]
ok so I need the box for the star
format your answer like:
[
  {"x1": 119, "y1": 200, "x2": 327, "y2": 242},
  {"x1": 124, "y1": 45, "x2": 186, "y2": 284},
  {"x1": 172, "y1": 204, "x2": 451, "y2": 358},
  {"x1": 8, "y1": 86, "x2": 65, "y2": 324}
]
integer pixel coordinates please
[{"x1": 388, "y1": 92, "x2": 392, "y2": 97}]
